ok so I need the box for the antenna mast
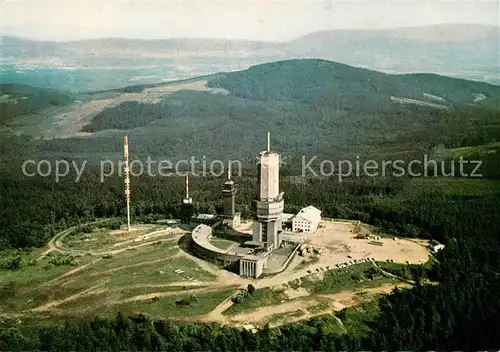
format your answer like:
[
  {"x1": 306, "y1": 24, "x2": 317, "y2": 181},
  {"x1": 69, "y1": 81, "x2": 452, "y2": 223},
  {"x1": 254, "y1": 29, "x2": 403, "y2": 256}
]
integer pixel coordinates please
[
  {"x1": 183, "y1": 173, "x2": 192, "y2": 204},
  {"x1": 267, "y1": 132, "x2": 270, "y2": 153},
  {"x1": 124, "y1": 136, "x2": 131, "y2": 231}
]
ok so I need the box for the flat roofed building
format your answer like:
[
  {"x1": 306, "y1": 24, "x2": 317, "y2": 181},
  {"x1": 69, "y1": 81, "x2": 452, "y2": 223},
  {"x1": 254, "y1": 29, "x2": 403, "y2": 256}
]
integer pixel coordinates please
[
  {"x1": 240, "y1": 256, "x2": 266, "y2": 278},
  {"x1": 190, "y1": 213, "x2": 220, "y2": 226},
  {"x1": 292, "y1": 206, "x2": 322, "y2": 233}
]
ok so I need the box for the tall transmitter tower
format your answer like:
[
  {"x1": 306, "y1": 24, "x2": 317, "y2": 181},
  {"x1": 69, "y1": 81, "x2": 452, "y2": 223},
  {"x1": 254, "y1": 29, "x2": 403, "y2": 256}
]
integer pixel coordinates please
[
  {"x1": 124, "y1": 136, "x2": 131, "y2": 231},
  {"x1": 183, "y1": 173, "x2": 192, "y2": 205},
  {"x1": 252, "y1": 132, "x2": 284, "y2": 251}
]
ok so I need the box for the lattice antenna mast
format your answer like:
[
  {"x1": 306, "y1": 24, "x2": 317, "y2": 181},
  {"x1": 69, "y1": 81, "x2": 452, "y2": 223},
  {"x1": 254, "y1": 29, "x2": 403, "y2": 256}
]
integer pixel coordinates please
[
  {"x1": 183, "y1": 173, "x2": 192, "y2": 204},
  {"x1": 124, "y1": 136, "x2": 131, "y2": 231}
]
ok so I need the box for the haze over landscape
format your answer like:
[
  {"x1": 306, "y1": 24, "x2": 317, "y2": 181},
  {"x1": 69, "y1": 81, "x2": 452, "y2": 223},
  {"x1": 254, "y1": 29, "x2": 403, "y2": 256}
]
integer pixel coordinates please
[
  {"x1": 3, "y1": 0, "x2": 499, "y2": 41},
  {"x1": 1, "y1": 1, "x2": 500, "y2": 351},
  {"x1": 2, "y1": 0, "x2": 500, "y2": 90}
]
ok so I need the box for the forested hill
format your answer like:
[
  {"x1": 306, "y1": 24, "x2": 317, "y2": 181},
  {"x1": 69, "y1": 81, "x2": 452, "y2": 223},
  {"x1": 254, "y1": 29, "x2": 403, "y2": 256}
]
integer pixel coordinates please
[
  {"x1": 62, "y1": 58, "x2": 500, "y2": 167},
  {"x1": 207, "y1": 59, "x2": 500, "y2": 109}
]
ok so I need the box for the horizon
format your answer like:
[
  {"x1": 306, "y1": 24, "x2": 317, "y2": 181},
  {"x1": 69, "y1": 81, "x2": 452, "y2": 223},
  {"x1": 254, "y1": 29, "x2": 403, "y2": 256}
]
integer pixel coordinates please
[
  {"x1": 3, "y1": 23, "x2": 499, "y2": 43},
  {"x1": 2, "y1": 0, "x2": 499, "y2": 42}
]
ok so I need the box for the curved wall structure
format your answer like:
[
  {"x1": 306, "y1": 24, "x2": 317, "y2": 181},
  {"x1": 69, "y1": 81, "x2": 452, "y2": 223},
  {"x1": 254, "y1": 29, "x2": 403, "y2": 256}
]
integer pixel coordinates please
[{"x1": 190, "y1": 224, "x2": 266, "y2": 278}]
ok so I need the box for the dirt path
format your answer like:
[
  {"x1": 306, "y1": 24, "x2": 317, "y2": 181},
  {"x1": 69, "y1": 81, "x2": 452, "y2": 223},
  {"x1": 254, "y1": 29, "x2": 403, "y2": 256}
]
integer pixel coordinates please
[
  {"x1": 112, "y1": 285, "x2": 224, "y2": 304},
  {"x1": 32, "y1": 282, "x2": 109, "y2": 312},
  {"x1": 109, "y1": 229, "x2": 181, "y2": 248},
  {"x1": 46, "y1": 221, "x2": 179, "y2": 257},
  {"x1": 227, "y1": 299, "x2": 313, "y2": 325},
  {"x1": 84, "y1": 252, "x2": 182, "y2": 278},
  {"x1": 143, "y1": 281, "x2": 206, "y2": 288},
  {"x1": 41, "y1": 258, "x2": 103, "y2": 286},
  {"x1": 207, "y1": 282, "x2": 411, "y2": 328},
  {"x1": 37, "y1": 248, "x2": 54, "y2": 260},
  {"x1": 201, "y1": 291, "x2": 239, "y2": 322}
]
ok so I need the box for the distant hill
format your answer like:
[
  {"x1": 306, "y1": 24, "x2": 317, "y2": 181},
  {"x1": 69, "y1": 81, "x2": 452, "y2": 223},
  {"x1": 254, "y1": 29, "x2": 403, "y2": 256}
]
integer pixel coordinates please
[
  {"x1": 382, "y1": 23, "x2": 499, "y2": 42},
  {"x1": 285, "y1": 25, "x2": 499, "y2": 85},
  {"x1": 15, "y1": 58, "x2": 495, "y2": 172},
  {"x1": 207, "y1": 59, "x2": 500, "y2": 109},
  {"x1": 1, "y1": 24, "x2": 499, "y2": 92},
  {"x1": 289, "y1": 23, "x2": 499, "y2": 44}
]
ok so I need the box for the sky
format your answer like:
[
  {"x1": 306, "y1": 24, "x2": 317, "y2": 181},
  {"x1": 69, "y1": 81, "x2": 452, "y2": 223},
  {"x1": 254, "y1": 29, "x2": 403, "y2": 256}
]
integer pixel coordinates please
[{"x1": 2, "y1": 0, "x2": 499, "y2": 41}]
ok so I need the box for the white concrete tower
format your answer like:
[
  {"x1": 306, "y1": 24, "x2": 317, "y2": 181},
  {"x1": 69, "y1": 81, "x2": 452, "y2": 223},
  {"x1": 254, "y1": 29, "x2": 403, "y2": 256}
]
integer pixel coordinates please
[{"x1": 252, "y1": 132, "x2": 284, "y2": 251}]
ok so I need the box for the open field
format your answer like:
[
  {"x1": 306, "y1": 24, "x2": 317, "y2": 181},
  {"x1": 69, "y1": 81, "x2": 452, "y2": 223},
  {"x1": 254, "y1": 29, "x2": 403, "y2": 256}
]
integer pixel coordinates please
[
  {"x1": 0, "y1": 219, "x2": 432, "y2": 329},
  {"x1": 64, "y1": 224, "x2": 169, "y2": 250}
]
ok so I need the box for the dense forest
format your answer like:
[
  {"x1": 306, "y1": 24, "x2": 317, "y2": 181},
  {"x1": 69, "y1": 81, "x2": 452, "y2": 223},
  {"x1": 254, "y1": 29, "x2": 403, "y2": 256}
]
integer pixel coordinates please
[
  {"x1": 1, "y1": 142, "x2": 500, "y2": 350},
  {"x1": 0, "y1": 84, "x2": 73, "y2": 124},
  {"x1": 1, "y1": 59, "x2": 500, "y2": 350}
]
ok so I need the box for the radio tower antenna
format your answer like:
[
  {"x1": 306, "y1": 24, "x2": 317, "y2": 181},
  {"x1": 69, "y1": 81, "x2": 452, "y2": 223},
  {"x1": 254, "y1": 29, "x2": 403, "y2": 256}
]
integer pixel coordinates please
[
  {"x1": 124, "y1": 136, "x2": 131, "y2": 231},
  {"x1": 183, "y1": 173, "x2": 192, "y2": 204}
]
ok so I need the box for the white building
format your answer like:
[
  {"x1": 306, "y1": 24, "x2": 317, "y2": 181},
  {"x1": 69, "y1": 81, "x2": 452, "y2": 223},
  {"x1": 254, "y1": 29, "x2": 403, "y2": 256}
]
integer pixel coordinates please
[
  {"x1": 432, "y1": 244, "x2": 445, "y2": 253},
  {"x1": 292, "y1": 206, "x2": 322, "y2": 233}
]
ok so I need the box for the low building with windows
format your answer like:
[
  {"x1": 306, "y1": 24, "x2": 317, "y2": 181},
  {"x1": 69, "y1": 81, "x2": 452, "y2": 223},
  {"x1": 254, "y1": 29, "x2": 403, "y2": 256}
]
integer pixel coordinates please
[{"x1": 292, "y1": 206, "x2": 322, "y2": 233}]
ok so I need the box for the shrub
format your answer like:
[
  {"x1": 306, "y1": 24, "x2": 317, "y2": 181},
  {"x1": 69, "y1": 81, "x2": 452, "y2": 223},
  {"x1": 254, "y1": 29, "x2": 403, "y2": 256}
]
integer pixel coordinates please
[
  {"x1": 80, "y1": 225, "x2": 95, "y2": 233},
  {"x1": 247, "y1": 284, "x2": 256, "y2": 295},
  {"x1": 0, "y1": 256, "x2": 22, "y2": 271},
  {"x1": 175, "y1": 295, "x2": 197, "y2": 306},
  {"x1": 288, "y1": 279, "x2": 301, "y2": 290},
  {"x1": 231, "y1": 291, "x2": 248, "y2": 304},
  {"x1": 106, "y1": 220, "x2": 122, "y2": 230},
  {"x1": 48, "y1": 255, "x2": 79, "y2": 266}
]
